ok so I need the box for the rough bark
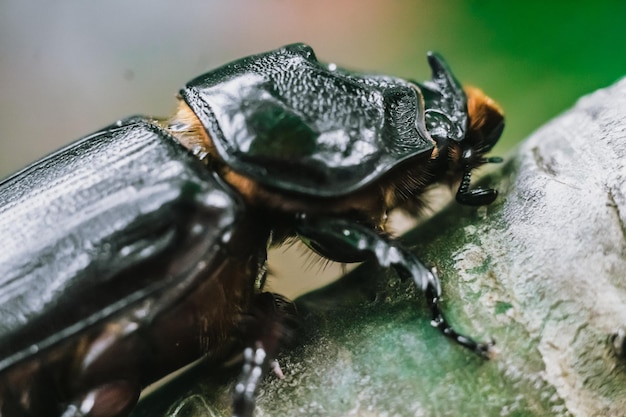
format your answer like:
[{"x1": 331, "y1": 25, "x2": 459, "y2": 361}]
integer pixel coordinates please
[{"x1": 133, "y1": 77, "x2": 626, "y2": 417}]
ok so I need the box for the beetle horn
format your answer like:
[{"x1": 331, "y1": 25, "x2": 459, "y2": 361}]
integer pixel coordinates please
[
  {"x1": 427, "y1": 52, "x2": 465, "y2": 98},
  {"x1": 425, "y1": 52, "x2": 467, "y2": 143}
]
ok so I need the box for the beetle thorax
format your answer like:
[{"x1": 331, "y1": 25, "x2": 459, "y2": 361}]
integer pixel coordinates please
[{"x1": 167, "y1": 102, "x2": 443, "y2": 230}]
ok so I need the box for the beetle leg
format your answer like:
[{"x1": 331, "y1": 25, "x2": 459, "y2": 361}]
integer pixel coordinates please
[
  {"x1": 59, "y1": 381, "x2": 140, "y2": 417},
  {"x1": 232, "y1": 293, "x2": 298, "y2": 417},
  {"x1": 232, "y1": 343, "x2": 266, "y2": 417},
  {"x1": 296, "y1": 216, "x2": 494, "y2": 358}
]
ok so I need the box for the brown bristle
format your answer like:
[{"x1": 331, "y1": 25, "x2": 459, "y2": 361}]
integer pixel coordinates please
[
  {"x1": 465, "y1": 86, "x2": 504, "y2": 136},
  {"x1": 165, "y1": 101, "x2": 216, "y2": 161}
]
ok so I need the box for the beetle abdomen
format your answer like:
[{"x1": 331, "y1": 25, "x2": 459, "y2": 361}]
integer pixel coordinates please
[{"x1": 0, "y1": 117, "x2": 242, "y2": 372}]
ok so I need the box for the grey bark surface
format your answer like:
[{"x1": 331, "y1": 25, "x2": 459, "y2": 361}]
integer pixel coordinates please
[{"x1": 133, "y1": 78, "x2": 626, "y2": 417}]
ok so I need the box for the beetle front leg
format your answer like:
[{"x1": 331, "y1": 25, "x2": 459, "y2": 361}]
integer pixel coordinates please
[
  {"x1": 424, "y1": 267, "x2": 494, "y2": 358},
  {"x1": 296, "y1": 216, "x2": 493, "y2": 358}
]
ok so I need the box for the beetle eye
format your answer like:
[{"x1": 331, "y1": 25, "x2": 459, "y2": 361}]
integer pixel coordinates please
[{"x1": 425, "y1": 109, "x2": 463, "y2": 145}]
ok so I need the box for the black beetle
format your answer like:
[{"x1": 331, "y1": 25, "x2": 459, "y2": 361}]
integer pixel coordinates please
[{"x1": 0, "y1": 43, "x2": 504, "y2": 417}]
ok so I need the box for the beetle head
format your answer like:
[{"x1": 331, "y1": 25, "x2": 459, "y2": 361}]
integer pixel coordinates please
[
  {"x1": 421, "y1": 53, "x2": 504, "y2": 206},
  {"x1": 452, "y1": 86, "x2": 504, "y2": 206}
]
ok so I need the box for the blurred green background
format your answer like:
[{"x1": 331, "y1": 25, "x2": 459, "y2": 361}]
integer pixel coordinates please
[{"x1": 1, "y1": 1, "x2": 625, "y2": 179}]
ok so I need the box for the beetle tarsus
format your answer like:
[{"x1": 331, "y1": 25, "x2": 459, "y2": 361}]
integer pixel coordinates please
[
  {"x1": 425, "y1": 270, "x2": 494, "y2": 359},
  {"x1": 232, "y1": 343, "x2": 266, "y2": 417},
  {"x1": 232, "y1": 293, "x2": 298, "y2": 416}
]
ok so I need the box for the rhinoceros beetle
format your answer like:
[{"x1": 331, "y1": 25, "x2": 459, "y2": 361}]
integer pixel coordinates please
[{"x1": 0, "y1": 43, "x2": 504, "y2": 417}]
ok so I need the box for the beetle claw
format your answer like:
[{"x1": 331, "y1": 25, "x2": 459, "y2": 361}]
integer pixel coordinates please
[
  {"x1": 271, "y1": 359, "x2": 285, "y2": 379},
  {"x1": 425, "y1": 269, "x2": 495, "y2": 359}
]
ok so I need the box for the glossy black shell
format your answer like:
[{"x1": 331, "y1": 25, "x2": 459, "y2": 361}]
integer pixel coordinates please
[
  {"x1": 181, "y1": 43, "x2": 454, "y2": 197},
  {"x1": 0, "y1": 117, "x2": 241, "y2": 372}
]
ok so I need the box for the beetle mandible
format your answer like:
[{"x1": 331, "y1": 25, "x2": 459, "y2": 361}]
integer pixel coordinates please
[{"x1": 0, "y1": 43, "x2": 504, "y2": 417}]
